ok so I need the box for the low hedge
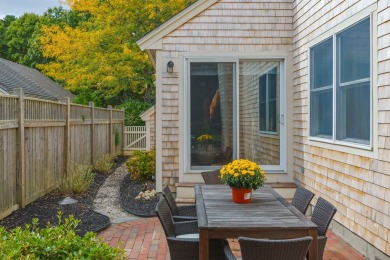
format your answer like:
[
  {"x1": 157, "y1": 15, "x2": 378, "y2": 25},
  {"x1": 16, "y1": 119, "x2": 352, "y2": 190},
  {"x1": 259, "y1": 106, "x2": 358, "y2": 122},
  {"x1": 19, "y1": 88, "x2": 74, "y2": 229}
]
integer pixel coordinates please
[{"x1": 0, "y1": 212, "x2": 125, "y2": 259}]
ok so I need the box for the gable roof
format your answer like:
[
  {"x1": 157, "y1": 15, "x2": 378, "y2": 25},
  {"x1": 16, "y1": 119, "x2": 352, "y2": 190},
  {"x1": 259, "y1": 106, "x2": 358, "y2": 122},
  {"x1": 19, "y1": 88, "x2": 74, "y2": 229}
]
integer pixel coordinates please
[
  {"x1": 0, "y1": 58, "x2": 74, "y2": 101},
  {"x1": 137, "y1": 0, "x2": 219, "y2": 51},
  {"x1": 140, "y1": 105, "x2": 155, "y2": 121}
]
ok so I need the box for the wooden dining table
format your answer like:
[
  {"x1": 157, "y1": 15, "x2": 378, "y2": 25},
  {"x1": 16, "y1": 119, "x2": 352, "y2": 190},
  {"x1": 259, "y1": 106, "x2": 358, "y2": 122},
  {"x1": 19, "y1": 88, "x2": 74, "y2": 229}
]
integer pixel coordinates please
[{"x1": 195, "y1": 185, "x2": 318, "y2": 260}]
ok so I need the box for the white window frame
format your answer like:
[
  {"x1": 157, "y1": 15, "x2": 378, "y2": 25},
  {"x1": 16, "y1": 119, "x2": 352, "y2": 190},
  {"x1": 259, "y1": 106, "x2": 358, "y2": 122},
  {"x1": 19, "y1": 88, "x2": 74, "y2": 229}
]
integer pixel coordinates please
[
  {"x1": 184, "y1": 57, "x2": 287, "y2": 173},
  {"x1": 308, "y1": 13, "x2": 374, "y2": 150}
]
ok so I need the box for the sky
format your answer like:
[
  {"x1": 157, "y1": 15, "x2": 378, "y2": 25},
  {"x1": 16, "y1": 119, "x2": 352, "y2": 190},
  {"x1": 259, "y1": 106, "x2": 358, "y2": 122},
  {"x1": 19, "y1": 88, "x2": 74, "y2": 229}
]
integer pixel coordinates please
[{"x1": 0, "y1": 0, "x2": 69, "y2": 19}]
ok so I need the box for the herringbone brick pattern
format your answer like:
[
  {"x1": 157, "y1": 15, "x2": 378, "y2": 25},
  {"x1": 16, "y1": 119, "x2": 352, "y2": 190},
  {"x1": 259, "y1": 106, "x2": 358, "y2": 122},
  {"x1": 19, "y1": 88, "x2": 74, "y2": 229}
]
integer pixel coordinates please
[{"x1": 98, "y1": 217, "x2": 366, "y2": 260}]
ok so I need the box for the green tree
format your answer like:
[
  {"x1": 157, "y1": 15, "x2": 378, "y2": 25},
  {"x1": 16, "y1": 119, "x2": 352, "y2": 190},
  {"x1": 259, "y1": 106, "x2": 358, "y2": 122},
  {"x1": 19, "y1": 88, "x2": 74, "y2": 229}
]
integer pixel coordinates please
[
  {"x1": 0, "y1": 15, "x2": 17, "y2": 58},
  {"x1": 119, "y1": 99, "x2": 153, "y2": 126},
  {"x1": 4, "y1": 13, "x2": 41, "y2": 67},
  {"x1": 0, "y1": 8, "x2": 84, "y2": 68},
  {"x1": 38, "y1": 0, "x2": 196, "y2": 106}
]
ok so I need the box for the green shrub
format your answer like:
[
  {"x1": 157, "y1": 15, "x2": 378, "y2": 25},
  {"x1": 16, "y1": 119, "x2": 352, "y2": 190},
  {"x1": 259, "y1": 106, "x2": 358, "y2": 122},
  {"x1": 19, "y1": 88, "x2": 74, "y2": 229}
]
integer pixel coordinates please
[
  {"x1": 94, "y1": 154, "x2": 115, "y2": 174},
  {"x1": 118, "y1": 99, "x2": 153, "y2": 126},
  {"x1": 0, "y1": 212, "x2": 125, "y2": 259},
  {"x1": 126, "y1": 150, "x2": 155, "y2": 182},
  {"x1": 59, "y1": 163, "x2": 95, "y2": 193},
  {"x1": 114, "y1": 127, "x2": 121, "y2": 146}
]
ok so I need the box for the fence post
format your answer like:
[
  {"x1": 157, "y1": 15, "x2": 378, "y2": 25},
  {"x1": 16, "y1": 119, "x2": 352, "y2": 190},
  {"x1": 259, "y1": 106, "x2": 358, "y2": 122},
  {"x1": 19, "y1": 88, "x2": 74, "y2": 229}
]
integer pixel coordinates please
[
  {"x1": 89, "y1": 101, "x2": 95, "y2": 165},
  {"x1": 63, "y1": 98, "x2": 71, "y2": 177},
  {"x1": 15, "y1": 88, "x2": 26, "y2": 208},
  {"x1": 108, "y1": 105, "x2": 113, "y2": 154},
  {"x1": 145, "y1": 120, "x2": 151, "y2": 151}
]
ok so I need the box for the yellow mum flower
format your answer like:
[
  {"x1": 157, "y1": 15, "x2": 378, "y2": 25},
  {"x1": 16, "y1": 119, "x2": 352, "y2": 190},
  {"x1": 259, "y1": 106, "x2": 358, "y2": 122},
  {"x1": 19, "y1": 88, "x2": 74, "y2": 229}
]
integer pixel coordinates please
[{"x1": 219, "y1": 159, "x2": 267, "y2": 190}]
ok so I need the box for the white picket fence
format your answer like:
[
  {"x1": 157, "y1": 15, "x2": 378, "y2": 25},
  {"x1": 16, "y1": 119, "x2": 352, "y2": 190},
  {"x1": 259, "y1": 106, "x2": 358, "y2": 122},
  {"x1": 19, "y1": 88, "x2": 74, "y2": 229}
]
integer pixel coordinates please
[{"x1": 124, "y1": 126, "x2": 148, "y2": 151}]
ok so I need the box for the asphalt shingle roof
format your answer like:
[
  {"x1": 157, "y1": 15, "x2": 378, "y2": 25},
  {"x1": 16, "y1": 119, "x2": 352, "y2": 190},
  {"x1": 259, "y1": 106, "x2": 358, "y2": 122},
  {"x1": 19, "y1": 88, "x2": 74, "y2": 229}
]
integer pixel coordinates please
[{"x1": 0, "y1": 58, "x2": 74, "y2": 101}]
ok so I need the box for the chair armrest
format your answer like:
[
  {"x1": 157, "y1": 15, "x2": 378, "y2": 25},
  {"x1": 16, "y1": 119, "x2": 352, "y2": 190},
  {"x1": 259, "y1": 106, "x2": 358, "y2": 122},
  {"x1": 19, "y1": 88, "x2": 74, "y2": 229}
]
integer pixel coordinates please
[
  {"x1": 174, "y1": 220, "x2": 199, "y2": 235},
  {"x1": 173, "y1": 215, "x2": 197, "y2": 222},
  {"x1": 178, "y1": 205, "x2": 197, "y2": 217}
]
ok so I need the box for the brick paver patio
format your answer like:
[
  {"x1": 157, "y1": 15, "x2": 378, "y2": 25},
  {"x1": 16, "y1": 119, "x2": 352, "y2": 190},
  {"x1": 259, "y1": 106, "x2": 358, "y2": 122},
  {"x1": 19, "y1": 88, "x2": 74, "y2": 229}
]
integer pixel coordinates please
[{"x1": 98, "y1": 217, "x2": 366, "y2": 260}]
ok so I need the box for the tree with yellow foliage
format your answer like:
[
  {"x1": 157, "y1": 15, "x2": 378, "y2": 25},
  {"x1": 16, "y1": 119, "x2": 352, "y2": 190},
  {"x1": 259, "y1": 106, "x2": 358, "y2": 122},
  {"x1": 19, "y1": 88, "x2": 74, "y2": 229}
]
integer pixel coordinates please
[{"x1": 38, "y1": 0, "x2": 195, "y2": 106}]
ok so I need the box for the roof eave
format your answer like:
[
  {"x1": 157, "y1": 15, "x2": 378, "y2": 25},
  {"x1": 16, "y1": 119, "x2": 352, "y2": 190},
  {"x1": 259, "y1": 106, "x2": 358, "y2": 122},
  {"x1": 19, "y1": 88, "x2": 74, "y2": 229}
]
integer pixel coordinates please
[
  {"x1": 137, "y1": 0, "x2": 219, "y2": 51},
  {"x1": 140, "y1": 106, "x2": 156, "y2": 121}
]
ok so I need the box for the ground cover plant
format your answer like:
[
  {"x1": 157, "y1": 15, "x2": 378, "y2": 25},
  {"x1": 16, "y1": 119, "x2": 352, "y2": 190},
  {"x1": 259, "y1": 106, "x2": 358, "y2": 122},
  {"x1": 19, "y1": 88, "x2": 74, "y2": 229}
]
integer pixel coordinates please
[
  {"x1": 94, "y1": 153, "x2": 116, "y2": 174},
  {"x1": 58, "y1": 162, "x2": 95, "y2": 193},
  {"x1": 0, "y1": 154, "x2": 159, "y2": 258},
  {"x1": 0, "y1": 156, "x2": 127, "y2": 236},
  {"x1": 0, "y1": 212, "x2": 125, "y2": 259}
]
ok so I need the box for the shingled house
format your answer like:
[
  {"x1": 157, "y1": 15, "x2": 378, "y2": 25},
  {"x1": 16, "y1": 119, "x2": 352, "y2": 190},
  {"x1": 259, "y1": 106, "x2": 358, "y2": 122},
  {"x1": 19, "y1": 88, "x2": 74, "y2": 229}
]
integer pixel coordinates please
[
  {"x1": 137, "y1": 0, "x2": 390, "y2": 258},
  {"x1": 0, "y1": 58, "x2": 73, "y2": 101}
]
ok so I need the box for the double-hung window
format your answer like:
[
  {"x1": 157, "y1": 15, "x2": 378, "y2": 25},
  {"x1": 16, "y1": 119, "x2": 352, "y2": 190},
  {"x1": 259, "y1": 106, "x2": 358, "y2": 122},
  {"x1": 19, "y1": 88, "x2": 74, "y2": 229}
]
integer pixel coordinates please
[{"x1": 310, "y1": 17, "x2": 371, "y2": 146}]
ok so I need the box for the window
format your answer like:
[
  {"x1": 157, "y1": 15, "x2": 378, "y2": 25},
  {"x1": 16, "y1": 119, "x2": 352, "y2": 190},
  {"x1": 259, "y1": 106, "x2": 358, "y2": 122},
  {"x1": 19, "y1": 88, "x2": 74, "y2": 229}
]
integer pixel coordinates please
[
  {"x1": 259, "y1": 67, "x2": 278, "y2": 133},
  {"x1": 310, "y1": 17, "x2": 371, "y2": 146}
]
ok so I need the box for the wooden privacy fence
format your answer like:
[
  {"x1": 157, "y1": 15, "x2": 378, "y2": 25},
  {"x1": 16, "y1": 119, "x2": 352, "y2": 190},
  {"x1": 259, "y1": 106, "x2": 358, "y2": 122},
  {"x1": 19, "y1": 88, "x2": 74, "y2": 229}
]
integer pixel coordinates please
[
  {"x1": 0, "y1": 89, "x2": 124, "y2": 219},
  {"x1": 124, "y1": 126, "x2": 148, "y2": 151}
]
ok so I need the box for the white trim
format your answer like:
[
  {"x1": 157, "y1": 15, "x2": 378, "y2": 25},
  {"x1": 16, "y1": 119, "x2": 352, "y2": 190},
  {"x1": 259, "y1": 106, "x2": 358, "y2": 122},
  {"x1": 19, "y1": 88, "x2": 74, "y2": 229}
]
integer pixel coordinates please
[
  {"x1": 308, "y1": 12, "x2": 374, "y2": 151},
  {"x1": 140, "y1": 106, "x2": 155, "y2": 121},
  {"x1": 371, "y1": 10, "x2": 378, "y2": 159},
  {"x1": 155, "y1": 52, "x2": 163, "y2": 192},
  {"x1": 307, "y1": 3, "x2": 377, "y2": 48}
]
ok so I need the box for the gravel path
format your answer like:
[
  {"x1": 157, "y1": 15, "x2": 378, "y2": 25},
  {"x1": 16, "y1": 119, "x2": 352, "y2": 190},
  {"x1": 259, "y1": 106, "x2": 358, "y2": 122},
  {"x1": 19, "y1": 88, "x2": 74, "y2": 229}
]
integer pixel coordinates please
[{"x1": 93, "y1": 163, "x2": 139, "y2": 223}]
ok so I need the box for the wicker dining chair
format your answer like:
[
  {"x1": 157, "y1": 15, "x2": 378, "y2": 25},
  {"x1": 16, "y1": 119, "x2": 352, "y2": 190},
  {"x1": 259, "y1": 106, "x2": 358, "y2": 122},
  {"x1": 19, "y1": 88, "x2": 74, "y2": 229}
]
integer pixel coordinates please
[
  {"x1": 201, "y1": 169, "x2": 223, "y2": 184},
  {"x1": 155, "y1": 195, "x2": 226, "y2": 260},
  {"x1": 224, "y1": 236, "x2": 312, "y2": 260},
  {"x1": 162, "y1": 185, "x2": 197, "y2": 221},
  {"x1": 291, "y1": 185, "x2": 315, "y2": 215},
  {"x1": 311, "y1": 197, "x2": 337, "y2": 260}
]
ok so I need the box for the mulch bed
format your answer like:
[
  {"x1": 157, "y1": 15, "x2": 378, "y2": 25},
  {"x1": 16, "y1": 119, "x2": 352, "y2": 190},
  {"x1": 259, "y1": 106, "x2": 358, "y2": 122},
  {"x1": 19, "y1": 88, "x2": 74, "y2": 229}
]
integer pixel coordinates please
[
  {"x1": 120, "y1": 173, "x2": 159, "y2": 217},
  {"x1": 0, "y1": 156, "x2": 128, "y2": 236}
]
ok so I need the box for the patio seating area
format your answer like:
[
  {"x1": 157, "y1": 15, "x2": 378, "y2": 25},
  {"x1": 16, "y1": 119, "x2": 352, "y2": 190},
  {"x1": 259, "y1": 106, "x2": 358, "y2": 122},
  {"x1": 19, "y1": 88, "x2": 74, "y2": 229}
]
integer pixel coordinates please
[{"x1": 97, "y1": 217, "x2": 367, "y2": 260}]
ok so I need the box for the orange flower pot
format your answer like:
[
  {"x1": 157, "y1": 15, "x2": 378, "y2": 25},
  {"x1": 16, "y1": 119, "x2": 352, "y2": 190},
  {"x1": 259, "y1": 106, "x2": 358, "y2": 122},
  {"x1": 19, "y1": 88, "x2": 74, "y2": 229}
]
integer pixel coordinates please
[{"x1": 231, "y1": 187, "x2": 252, "y2": 203}]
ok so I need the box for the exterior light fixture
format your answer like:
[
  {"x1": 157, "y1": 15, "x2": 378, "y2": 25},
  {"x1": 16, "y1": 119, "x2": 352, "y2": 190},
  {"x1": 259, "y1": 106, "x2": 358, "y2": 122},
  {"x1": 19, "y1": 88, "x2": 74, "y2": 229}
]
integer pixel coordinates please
[
  {"x1": 59, "y1": 196, "x2": 78, "y2": 216},
  {"x1": 167, "y1": 61, "x2": 174, "y2": 73}
]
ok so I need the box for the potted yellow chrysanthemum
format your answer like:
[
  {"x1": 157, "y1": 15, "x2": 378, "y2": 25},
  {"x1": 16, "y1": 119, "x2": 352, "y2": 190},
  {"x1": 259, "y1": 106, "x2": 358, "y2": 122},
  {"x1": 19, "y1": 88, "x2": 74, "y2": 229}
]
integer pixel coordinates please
[{"x1": 220, "y1": 159, "x2": 266, "y2": 203}]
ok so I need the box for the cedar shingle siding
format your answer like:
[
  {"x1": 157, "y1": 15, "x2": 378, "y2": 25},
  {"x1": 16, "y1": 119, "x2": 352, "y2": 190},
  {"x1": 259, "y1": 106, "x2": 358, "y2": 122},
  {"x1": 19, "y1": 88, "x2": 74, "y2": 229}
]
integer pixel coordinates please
[
  {"x1": 159, "y1": 0, "x2": 293, "y2": 191},
  {"x1": 144, "y1": 0, "x2": 390, "y2": 256},
  {"x1": 293, "y1": 0, "x2": 390, "y2": 256}
]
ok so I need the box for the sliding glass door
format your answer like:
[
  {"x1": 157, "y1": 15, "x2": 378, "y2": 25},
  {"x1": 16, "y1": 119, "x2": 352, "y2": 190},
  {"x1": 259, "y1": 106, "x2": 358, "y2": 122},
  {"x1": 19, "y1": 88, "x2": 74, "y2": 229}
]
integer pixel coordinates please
[
  {"x1": 187, "y1": 60, "x2": 284, "y2": 171},
  {"x1": 189, "y1": 62, "x2": 234, "y2": 168}
]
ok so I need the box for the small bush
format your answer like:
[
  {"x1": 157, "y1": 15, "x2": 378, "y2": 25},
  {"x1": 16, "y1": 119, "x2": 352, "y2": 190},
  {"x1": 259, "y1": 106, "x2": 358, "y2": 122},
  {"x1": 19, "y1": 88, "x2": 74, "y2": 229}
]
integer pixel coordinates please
[
  {"x1": 59, "y1": 163, "x2": 95, "y2": 193},
  {"x1": 114, "y1": 127, "x2": 121, "y2": 146},
  {"x1": 118, "y1": 99, "x2": 153, "y2": 126},
  {"x1": 126, "y1": 150, "x2": 155, "y2": 182},
  {"x1": 94, "y1": 154, "x2": 115, "y2": 174},
  {"x1": 0, "y1": 212, "x2": 125, "y2": 259}
]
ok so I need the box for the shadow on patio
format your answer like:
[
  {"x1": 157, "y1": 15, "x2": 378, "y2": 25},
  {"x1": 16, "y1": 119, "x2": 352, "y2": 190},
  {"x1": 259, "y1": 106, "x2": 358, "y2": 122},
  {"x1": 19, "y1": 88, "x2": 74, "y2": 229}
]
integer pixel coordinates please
[{"x1": 98, "y1": 218, "x2": 367, "y2": 260}]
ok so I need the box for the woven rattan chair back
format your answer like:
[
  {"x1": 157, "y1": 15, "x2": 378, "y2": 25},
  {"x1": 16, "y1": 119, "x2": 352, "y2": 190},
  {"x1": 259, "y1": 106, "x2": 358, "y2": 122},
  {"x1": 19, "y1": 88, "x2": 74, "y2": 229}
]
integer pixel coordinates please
[
  {"x1": 155, "y1": 195, "x2": 176, "y2": 237},
  {"x1": 238, "y1": 236, "x2": 312, "y2": 260},
  {"x1": 311, "y1": 197, "x2": 337, "y2": 236},
  {"x1": 162, "y1": 185, "x2": 180, "y2": 216},
  {"x1": 291, "y1": 185, "x2": 315, "y2": 215},
  {"x1": 201, "y1": 170, "x2": 222, "y2": 184}
]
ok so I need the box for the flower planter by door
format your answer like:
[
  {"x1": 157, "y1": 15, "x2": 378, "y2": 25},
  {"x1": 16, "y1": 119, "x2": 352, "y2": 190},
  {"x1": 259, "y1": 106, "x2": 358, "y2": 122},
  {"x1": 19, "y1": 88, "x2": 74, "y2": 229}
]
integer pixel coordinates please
[{"x1": 231, "y1": 187, "x2": 252, "y2": 203}]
